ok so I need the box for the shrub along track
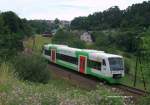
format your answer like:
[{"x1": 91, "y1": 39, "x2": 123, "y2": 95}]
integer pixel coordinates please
[{"x1": 48, "y1": 62, "x2": 149, "y2": 104}]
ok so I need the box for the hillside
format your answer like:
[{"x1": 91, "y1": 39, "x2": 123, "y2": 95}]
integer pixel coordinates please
[
  {"x1": 0, "y1": 1, "x2": 150, "y2": 104},
  {"x1": 71, "y1": 1, "x2": 150, "y2": 30},
  {"x1": 69, "y1": 1, "x2": 150, "y2": 91}
]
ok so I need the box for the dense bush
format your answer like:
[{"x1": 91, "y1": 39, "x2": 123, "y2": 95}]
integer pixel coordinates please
[
  {"x1": 124, "y1": 58, "x2": 131, "y2": 74},
  {"x1": 13, "y1": 54, "x2": 50, "y2": 83},
  {"x1": 93, "y1": 32, "x2": 111, "y2": 51},
  {"x1": 0, "y1": 11, "x2": 33, "y2": 60}
]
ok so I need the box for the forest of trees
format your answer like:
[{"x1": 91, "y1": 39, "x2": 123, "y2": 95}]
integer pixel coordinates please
[
  {"x1": 0, "y1": 1, "x2": 150, "y2": 104},
  {"x1": 52, "y1": 29, "x2": 86, "y2": 48},
  {"x1": 71, "y1": 1, "x2": 150, "y2": 30},
  {"x1": 28, "y1": 20, "x2": 57, "y2": 34},
  {"x1": 29, "y1": 18, "x2": 69, "y2": 34},
  {"x1": 0, "y1": 11, "x2": 33, "y2": 61},
  {"x1": 70, "y1": 1, "x2": 150, "y2": 55},
  {"x1": 1, "y1": 1, "x2": 150, "y2": 61},
  {"x1": 0, "y1": 11, "x2": 69, "y2": 61}
]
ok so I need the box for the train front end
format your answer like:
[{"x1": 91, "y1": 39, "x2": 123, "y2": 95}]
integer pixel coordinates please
[
  {"x1": 104, "y1": 54, "x2": 125, "y2": 84},
  {"x1": 108, "y1": 57, "x2": 124, "y2": 79}
]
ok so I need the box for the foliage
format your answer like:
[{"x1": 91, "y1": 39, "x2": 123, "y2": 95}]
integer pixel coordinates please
[
  {"x1": 53, "y1": 18, "x2": 61, "y2": 29},
  {"x1": 0, "y1": 32, "x2": 24, "y2": 59},
  {"x1": 71, "y1": 16, "x2": 90, "y2": 30},
  {"x1": 141, "y1": 27, "x2": 150, "y2": 51},
  {"x1": 138, "y1": 95, "x2": 150, "y2": 105},
  {"x1": 28, "y1": 18, "x2": 70, "y2": 34},
  {"x1": 22, "y1": 19, "x2": 33, "y2": 37},
  {"x1": 13, "y1": 54, "x2": 50, "y2": 83},
  {"x1": 91, "y1": 28, "x2": 144, "y2": 53},
  {"x1": 0, "y1": 11, "x2": 33, "y2": 60},
  {"x1": 29, "y1": 20, "x2": 52, "y2": 34},
  {"x1": 52, "y1": 29, "x2": 86, "y2": 49},
  {"x1": 0, "y1": 62, "x2": 125, "y2": 105},
  {"x1": 69, "y1": 38, "x2": 86, "y2": 49},
  {"x1": 93, "y1": 31, "x2": 113, "y2": 51},
  {"x1": 1, "y1": 11, "x2": 32, "y2": 36},
  {"x1": 24, "y1": 35, "x2": 51, "y2": 53},
  {"x1": 71, "y1": 1, "x2": 150, "y2": 30},
  {"x1": 0, "y1": 62, "x2": 15, "y2": 85},
  {"x1": 124, "y1": 57, "x2": 133, "y2": 74},
  {"x1": 114, "y1": 30, "x2": 140, "y2": 52}
]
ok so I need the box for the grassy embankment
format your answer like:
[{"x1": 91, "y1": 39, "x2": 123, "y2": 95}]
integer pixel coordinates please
[
  {"x1": 1, "y1": 62, "x2": 126, "y2": 105},
  {"x1": 0, "y1": 62, "x2": 125, "y2": 105},
  {"x1": 0, "y1": 35, "x2": 124, "y2": 105}
]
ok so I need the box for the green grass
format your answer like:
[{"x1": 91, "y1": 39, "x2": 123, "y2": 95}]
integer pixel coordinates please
[
  {"x1": 120, "y1": 56, "x2": 150, "y2": 91},
  {"x1": 0, "y1": 63, "x2": 124, "y2": 105},
  {"x1": 25, "y1": 35, "x2": 51, "y2": 53}
]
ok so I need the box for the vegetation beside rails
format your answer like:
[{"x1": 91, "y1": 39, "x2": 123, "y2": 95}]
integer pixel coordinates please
[
  {"x1": 24, "y1": 35, "x2": 52, "y2": 53},
  {"x1": 0, "y1": 62, "x2": 126, "y2": 105},
  {"x1": 13, "y1": 54, "x2": 50, "y2": 84}
]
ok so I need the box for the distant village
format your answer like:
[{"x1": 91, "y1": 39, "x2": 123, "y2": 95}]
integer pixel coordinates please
[
  {"x1": 41, "y1": 20, "x2": 70, "y2": 36},
  {"x1": 41, "y1": 20, "x2": 94, "y2": 44}
]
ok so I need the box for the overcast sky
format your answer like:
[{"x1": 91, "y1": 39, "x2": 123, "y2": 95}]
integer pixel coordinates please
[{"x1": 0, "y1": 0, "x2": 148, "y2": 20}]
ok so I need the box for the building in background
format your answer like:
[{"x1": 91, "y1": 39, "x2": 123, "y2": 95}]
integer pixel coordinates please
[{"x1": 80, "y1": 32, "x2": 94, "y2": 43}]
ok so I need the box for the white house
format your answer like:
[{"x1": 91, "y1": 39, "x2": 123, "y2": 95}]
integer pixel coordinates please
[{"x1": 80, "y1": 32, "x2": 93, "y2": 43}]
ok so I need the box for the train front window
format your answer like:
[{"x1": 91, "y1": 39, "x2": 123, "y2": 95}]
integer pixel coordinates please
[{"x1": 108, "y1": 58, "x2": 123, "y2": 71}]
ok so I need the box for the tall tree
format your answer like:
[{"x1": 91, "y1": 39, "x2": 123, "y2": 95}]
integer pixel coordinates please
[{"x1": 0, "y1": 11, "x2": 32, "y2": 60}]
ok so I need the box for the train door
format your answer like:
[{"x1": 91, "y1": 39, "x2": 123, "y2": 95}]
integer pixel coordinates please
[
  {"x1": 51, "y1": 49, "x2": 56, "y2": 63},
  {"x1": 101, "y1": 59, "x2": 108, "y2": 76},
  {"x1": 78, "y1": 56, "x2": 87, "y2": 74}
]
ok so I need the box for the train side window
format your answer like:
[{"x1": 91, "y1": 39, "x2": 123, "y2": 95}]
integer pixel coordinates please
[
  {"x1": 44, "y1": 49, "x2": 51, "y2": 56},
  {"x1": 102, "y1": 59, "x2": 106, "y2": 66},
  {"x1": 56, "y1": 53, "x2": 78, "y2": 65},
  {"x1": 88, "y1": 60, "x2": 101, "y2": 71}
]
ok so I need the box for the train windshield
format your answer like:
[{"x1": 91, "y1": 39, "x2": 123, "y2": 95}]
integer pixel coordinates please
[{"x1": 108, "y1": 58, "x2": 123, "y2": 71}]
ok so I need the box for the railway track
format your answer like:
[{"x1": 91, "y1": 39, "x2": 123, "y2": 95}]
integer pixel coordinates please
[
  {"x1": 115, "y1": 84, "x2": 150, "y2": 96},
  {"x1": 48, "y1": 62, "x2": 150, "y2": 97}
]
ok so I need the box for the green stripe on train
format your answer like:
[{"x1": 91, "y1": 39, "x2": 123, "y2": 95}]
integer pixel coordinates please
[
  {"x1": 56, "y1": 59, "x2": 78, "y2": 71},
  {"x1": 56, "y1": 59, "x2": 119, "y2": 84}
]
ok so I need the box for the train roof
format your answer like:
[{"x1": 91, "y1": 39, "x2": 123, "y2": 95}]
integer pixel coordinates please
[
  {"x1": 59, "y1": 46, "x2": 82, "y2": 51},
  {"x1": 47, "y1": 44, "x2": 68, "y2": 47},
  {"x1": 44, "y1": 44, "x2": 123, "y2": 58},
  {"x1": 98, "y1": 53, "x2": 122, "y2": 58},
  {"x1": 82, "y1": 49, "x2": 104, "y2": 53},
  {"x1": 44, "y1": 44, "x2": 68, "y2": 49}
]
